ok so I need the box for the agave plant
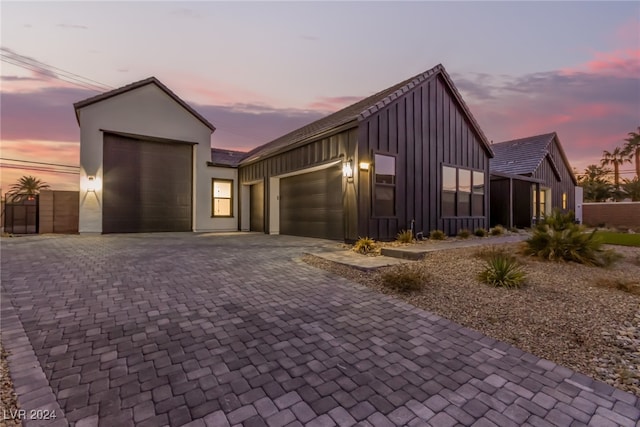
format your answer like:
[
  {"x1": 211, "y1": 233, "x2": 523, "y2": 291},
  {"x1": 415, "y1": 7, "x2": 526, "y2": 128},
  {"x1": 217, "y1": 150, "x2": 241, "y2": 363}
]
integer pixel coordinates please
[{"x1": 478, "y1": 253, "x2": 526, "y2": 288}]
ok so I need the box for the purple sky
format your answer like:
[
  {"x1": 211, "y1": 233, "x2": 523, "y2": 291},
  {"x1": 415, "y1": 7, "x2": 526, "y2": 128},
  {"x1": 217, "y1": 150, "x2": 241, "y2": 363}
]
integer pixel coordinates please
[{"x1": 1, "y1": 1, "x2": 638, "y2": 191}]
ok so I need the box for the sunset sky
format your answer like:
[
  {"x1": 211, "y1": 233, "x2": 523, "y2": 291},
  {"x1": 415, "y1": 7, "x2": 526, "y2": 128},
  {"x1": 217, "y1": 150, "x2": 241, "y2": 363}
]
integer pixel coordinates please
[{"x1": 1, "y1": 1, "x2": 639, "y2": 192}]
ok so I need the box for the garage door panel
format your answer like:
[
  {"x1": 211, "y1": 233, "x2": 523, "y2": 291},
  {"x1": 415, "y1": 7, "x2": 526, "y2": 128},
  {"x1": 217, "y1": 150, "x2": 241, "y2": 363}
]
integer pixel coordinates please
[
  {"x1": 103, "y1": 133, "x2": 192, "y2": 233},
  {"x1": 280, "y1": 166, "x2": 343, "y2": 240}
]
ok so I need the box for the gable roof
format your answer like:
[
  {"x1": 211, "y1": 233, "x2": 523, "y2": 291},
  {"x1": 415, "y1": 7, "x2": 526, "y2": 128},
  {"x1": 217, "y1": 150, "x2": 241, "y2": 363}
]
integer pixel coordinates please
[
  {"x1": 209, "y1": 148, "x2": 248, "y2": 167},
  {"x1": 241, "y1": 64, "x2": 492, "y2": 165},
  {"x1": 490, "y1": 132, "x2": 578, "y2": 185},
  {"x1": 73, "y1": 77, "x2": 216, "y2": 131}
]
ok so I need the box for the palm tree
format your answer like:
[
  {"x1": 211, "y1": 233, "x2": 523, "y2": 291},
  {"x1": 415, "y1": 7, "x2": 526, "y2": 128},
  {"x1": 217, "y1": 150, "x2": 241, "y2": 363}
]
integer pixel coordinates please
[
  {"x1": 622, "y1": 177, "x2": 640, "y2": 201},
  {"x1": 622, "y1": 127, "x2": 640, "y2": 178},
  {"x1": 7, "y1": 175, "x2": 50, "y2": 202},
  {"x1": 578, "y1": 164, "x2": 613, "y2": 202},
  {"x1": 601, "y1": 147, "x2": 631, "y2": 188}
]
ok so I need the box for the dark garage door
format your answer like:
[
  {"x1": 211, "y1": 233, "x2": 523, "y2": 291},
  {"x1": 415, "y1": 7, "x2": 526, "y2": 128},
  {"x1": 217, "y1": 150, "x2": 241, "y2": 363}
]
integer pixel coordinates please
[
  {"x1": 280, "y1": 166, "x2": 343, "y2": 240},
  {"x1": 103, "y1": 133, "x2": 193, "y2": 233},
  {"x1": 250, "y1": 181, "x2": 264, "y2": 232}
]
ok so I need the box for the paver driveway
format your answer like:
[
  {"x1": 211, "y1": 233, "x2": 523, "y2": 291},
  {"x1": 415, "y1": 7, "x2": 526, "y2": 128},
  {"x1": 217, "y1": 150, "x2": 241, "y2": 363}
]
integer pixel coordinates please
[{"x1": 1, "y1": 233, "x2": 639, "y2": 427}]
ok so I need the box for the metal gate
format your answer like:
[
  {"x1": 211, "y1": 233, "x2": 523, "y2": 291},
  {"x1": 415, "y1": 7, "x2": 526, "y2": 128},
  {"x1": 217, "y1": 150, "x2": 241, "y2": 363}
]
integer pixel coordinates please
[{"x1": 3, "y1": 195, "x2": 39, "y2": 234}]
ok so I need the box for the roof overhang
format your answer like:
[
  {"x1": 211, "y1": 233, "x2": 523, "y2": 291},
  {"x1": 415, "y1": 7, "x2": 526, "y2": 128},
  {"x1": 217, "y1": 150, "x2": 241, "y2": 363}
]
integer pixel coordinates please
[{"x1": 490, "y1": 171, "x2": 544, "y2": 184}]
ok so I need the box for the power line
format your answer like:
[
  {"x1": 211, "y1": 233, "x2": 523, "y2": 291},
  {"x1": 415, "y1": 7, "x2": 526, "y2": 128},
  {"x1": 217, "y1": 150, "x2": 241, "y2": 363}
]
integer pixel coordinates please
[
  {"x1": 0, "y1": 158, "x2": 79, "y2": 169},
  {"x1": 0, "y1": 164, "x2": 79, "y2": 175}
]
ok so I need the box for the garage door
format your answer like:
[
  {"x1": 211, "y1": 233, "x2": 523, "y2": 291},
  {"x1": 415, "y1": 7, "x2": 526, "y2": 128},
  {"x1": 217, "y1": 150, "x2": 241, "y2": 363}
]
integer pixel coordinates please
[
  {"x1": 250, "y1": 182, "x2": 264, "y2": 232},
  {"x1": 280, "y1": 166, "x2": 343, "y2": 240},
  {"x1": 103, "y1": 133, "x2": 193, "y2": 233}
]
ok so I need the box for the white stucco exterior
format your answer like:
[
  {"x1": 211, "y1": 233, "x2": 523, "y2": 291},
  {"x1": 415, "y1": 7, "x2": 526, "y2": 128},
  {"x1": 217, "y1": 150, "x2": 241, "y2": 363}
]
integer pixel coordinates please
[{"x1": 76, "y1": 80, "x2": 238, "y2": 233}]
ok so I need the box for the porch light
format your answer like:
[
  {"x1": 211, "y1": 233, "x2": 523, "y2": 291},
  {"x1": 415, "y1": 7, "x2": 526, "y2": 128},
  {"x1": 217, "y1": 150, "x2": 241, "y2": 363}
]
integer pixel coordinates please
[
  {"x1": 359, "y1": 162, "x2": 370, "y2": 171},
  {"x1": 87, "y1": 176, "x2": 96, "y2": 192},
  {"x1": 342, "y1": 161, "x2": 353, "y2": 178}
]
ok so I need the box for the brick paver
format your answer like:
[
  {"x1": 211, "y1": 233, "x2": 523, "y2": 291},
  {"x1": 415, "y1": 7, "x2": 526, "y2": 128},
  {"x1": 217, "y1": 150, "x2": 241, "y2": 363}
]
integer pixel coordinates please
[{"x1": 1, "y1": 233, "x2": 638, "y2": 426}]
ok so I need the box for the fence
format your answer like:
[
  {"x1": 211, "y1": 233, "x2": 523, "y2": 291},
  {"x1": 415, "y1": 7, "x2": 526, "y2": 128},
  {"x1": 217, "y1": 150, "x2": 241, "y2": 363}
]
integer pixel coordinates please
[
  {"x1": 583, "y1": 202, "x2": 640, "y2": 229},
  {"x1": 38, "y1": 190, "x2": 79, "y2": 234},
  {"x1": 3, "y1": 195, "x2": 39, "y2": 234}
]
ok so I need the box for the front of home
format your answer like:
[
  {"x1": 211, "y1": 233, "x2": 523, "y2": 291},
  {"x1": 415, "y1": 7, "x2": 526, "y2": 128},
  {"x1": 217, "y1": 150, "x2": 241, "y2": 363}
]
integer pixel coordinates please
[{"x1": 75, "y1": 65, "x2": 495, "y2": 240}]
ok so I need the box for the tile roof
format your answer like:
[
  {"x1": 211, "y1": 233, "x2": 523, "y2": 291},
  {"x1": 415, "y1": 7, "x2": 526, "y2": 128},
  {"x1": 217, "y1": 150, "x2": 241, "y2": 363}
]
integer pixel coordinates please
[
  {"x1": 490, "y1": 132, "x2": 577, "y2": 185},
  {"x1": 209, "y1": 148, "x2": 248, "y2": 167},
  {"x1": 73, "y1": 77, "x2": 216, "y2": 131},
  {"x1": 240, "y1": 64, "x2": 492, "y2": 165}
]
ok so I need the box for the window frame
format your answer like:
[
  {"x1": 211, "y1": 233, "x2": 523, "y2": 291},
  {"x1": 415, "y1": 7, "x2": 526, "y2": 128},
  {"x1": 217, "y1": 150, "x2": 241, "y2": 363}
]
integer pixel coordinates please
[
  {"x1": 372, "y1": 152, "x2": 397, "y2": 218},
  {"x1": 441, "y1": 164, "x2": 485, "y2": 218},
  {"x1": 211, "y1": 178, "x2": 234, "y2": 218}
]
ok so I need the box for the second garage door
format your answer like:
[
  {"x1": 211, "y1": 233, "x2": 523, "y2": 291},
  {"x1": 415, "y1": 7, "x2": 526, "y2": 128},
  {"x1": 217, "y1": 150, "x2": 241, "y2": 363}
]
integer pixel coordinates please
[
  {"x1": 103, "y1": 132, "x2": 193, "y2": 233},
  {"x1": 280, "y1": 166, "x2": 343, "y2": 240}
]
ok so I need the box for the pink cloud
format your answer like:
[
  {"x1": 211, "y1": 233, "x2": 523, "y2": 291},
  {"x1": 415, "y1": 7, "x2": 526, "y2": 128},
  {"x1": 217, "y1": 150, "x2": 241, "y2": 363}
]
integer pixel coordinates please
[{"x1": 306, "y1": 96, "x2": 363, "y2": 112}]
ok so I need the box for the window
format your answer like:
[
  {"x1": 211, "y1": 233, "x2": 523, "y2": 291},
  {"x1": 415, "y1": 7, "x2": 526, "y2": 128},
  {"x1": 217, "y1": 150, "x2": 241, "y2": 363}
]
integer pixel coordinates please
[
  {"x1": 442, "y1": 166, "x2": 484, "y2": 217},
  {"x1": 212, "y1": 179, "x2": 233, "y2": 217},
  {"x1": 562, "y1": 192, "x2": 567, "y2": 210},
  {"x1": 472, "y1": 171, "x2": 484, "y2": 216},
  {"x1": 374, "y1": 154, "x2": 395, "y2": 216},
  {"x1": 533, "y1": 188, "x2": 549, "y2": 218}
]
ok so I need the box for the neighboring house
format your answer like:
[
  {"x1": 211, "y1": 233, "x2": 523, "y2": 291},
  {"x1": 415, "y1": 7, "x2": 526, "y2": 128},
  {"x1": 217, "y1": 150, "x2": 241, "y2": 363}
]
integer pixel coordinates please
[
  {"x1": 236, "y1": 64, "x2": 493, "y2": 241},
  {"x1": 489, "y1": 132, "x2": 579, "y2": 228},
  {"x1": 75, "y1": 64, "x2": 494, "y2": 240},
  {"x1": 74, "y1": 77, "x2": 238, "y2": 233}
]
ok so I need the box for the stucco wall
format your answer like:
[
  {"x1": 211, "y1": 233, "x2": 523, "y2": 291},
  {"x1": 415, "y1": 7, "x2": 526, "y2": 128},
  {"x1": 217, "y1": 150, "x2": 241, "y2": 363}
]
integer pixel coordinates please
[
  {"x1": 583, "y1": 202, "x2": 640, "y2": 229},
  {"x1": 196, "y1": 166, "x2": 238, "y2": 232},
  {"x1": 77, "y1": 83, "x2": 237, "y2": 233}
]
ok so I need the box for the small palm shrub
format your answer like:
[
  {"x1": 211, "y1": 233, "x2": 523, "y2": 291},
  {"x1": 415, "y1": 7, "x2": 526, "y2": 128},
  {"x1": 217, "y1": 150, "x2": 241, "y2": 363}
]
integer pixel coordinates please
[
  {"x1": 380, "y1": 265, "x2": 428, "y2": 293},
  {"x1": 457, "y1": 229, "x2": 471, "y2": 239},
  {"x1": 354, "y1": 236, "x2": 377, "y2": 254},
  {"x1": 429, "y1": 229, "x2": 446, "y2": 240},
  {"x1": 490, "y1": 225, "x2": 505, "y2": 236},
  {"x1": 396, "y1": 229, "x2": 414, "y2": 243},
  {"x1": 478, "y1": 252, "x2": 526, "y2": 288},
  {"x1": 474, "y1": 228, "x2": 487, "y2": 237},
  {"x1": 524, "y1": 209, "x2": 607, "y2": 266}
]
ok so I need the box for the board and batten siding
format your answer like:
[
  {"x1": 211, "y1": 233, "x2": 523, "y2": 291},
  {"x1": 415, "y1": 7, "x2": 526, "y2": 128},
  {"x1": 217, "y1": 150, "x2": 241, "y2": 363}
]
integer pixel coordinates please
[
  {"x1": 532, "y1": 137, "x2": 576, "y2": 214},
  {"x1": 357, "y1": 75, "x2": 490, "y2": 240},
  {"x1": 238, "y1": 128, "x2": 359, "y2": 240}
]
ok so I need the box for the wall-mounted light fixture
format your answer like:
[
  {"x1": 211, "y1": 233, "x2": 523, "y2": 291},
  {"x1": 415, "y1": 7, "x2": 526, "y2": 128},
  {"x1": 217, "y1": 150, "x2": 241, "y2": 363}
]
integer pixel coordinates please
[
  {"x1": 87, "y1": 176, "x2": 97, "y2": 192},
  {"x1": 342, "y1": 160, "x2": 353, "y2": 178},
  {"x1": 359, "y1": 162, "x2": 370, "y2": 171}
]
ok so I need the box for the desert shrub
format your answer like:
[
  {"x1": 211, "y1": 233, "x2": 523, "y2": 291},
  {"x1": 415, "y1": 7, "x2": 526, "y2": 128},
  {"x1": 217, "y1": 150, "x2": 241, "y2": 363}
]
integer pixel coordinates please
[
  {"x1": 474, "y1": 246, "x2": 511, "y2": 261},
  {"x1": 524, "y1": 209, "x2": 608, "y2": 266},
  {"x1": 474, "y1": 228, "x2": 487, "y2": 237},
  {"x1": 478, "y1": 252, "x2": 526, "y2": 288},
  {"x1": 380, "y1": 265, "x2": 428, "y2": 293},
  {"x1": 600, "y1": 250, "x2": 624, "y2": 268},
  {"x1": 396, "y1": 229, "x2": 414, "y2": 243},
  {"x1": 457, "y1": 229, "x2": 471, "y2": 239},
  {"x1": 354, "y1": 236, "x2": 377, "y2": 254},
  {"x1": 509, "y1": 227, "x2": 519, "y2": 233},
  {"x1": 595, "y1": 278, "x2": 640, "y2": 295},
  {"x1": 490, "y1": 225, "x2": 505, "y2": 236},
  {"x1": 429, "y1": 230, "x2": 446, "y2": 240}
]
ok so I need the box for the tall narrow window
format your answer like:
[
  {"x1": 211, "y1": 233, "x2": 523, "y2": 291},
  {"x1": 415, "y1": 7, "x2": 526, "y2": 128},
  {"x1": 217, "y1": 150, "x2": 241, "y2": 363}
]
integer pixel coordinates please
[
  {"x1": 562, "y1": 192, "x2": 567, "y2": 210},
  {"x1": 442, "y1": 166, "x2": 456, "y2": 217},
  {"x1": 458, "y1": 169, "x2": 471, "y2": 216},
  {"x1": 472, "y1": 171, "x2": 484, "y2": 216},
  {"x1": 212, "y1": 179, "x2": 233, "y2": 217},
  {"x1": 374, "y1": 154, "x2": 396, "y2": 217}
]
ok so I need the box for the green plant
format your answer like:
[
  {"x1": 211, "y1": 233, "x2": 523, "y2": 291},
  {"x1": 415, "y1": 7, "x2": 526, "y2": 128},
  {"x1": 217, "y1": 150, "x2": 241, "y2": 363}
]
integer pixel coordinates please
[
  {"x1": 354, "y1": 236, "x2": 377, "y2": 254},
  {"x1": 490, "y1": 225, "x2": 505, "y2": 236},
  {"x1": 478, "y1": 252, "x2": 526, "y2": 288},
  {"x1": 509, "y1": 227, "x2": 519, "y2": 233},
  {"x1": 380, "y1": 265, "x2": 428, "y2": 293},
  {"x1": 457, "y1": 229, "x2": 471, "y2": 239},
  {"x1": 396, "y1": 229, "x2": 414, "y2": 243},
  {"x1": 474, "y1": 228, "x2": 487, "y2": 237},
  {"x1": 429, "y1": 229, "x2": 446, "y2": 240},
  {"x1": 524, "y1": 209, "x2": 607, "y2": 266}
]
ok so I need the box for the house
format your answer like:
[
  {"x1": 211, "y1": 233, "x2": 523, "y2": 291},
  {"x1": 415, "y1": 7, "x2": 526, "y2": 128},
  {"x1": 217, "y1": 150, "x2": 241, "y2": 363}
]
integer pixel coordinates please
[
  {"x1": 75, "y1": 64, "x2": 494, "y2": 240},
  {"x1": 74, "y1": 77, "x2": 238, "y2": 234},
  {"x1": 489, "y1": 132, "x2": 579, "y2": 228},
  {"x1": 236, "y1": 64, "x2": 493, "y2": 241}
]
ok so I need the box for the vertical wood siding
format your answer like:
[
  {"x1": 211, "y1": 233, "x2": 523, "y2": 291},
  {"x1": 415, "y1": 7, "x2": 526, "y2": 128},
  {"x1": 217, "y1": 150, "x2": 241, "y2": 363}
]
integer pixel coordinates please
[
  {"x1": 358, "y1": 75, "x2": 490, "y2": 240},
  {"x1": 532, "y1": 137, "x2": 576, "y2": 214}
]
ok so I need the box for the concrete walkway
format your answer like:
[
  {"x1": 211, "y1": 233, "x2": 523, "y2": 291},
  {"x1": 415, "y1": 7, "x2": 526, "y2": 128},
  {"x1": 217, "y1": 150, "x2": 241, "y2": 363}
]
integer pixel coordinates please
[{"x1": 1, "y1": 233, "x2": 638, "y2": 427}]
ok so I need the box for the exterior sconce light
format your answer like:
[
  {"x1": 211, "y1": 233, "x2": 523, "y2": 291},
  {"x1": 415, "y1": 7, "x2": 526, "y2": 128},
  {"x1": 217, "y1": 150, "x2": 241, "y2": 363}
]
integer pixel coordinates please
[
  {"x1": 359, "y1": 162, "x2": 370, "y2": 171},
  {"x1": 87, "y1": 176, "x2": 97, "y2": 192},
  {"x1": 342, "y1": 161, "x2": 353, "y2": 178}
]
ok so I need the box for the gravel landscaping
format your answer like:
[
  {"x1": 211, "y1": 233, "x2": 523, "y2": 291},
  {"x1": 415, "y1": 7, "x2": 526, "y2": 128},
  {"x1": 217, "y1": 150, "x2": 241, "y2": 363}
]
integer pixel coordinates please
[
  {"x1": 0, "y1": 342, "x2": 20, "y2": 427},
  {"x1": 304, "y1": 241, "x2": 640, "y2": 397}
]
